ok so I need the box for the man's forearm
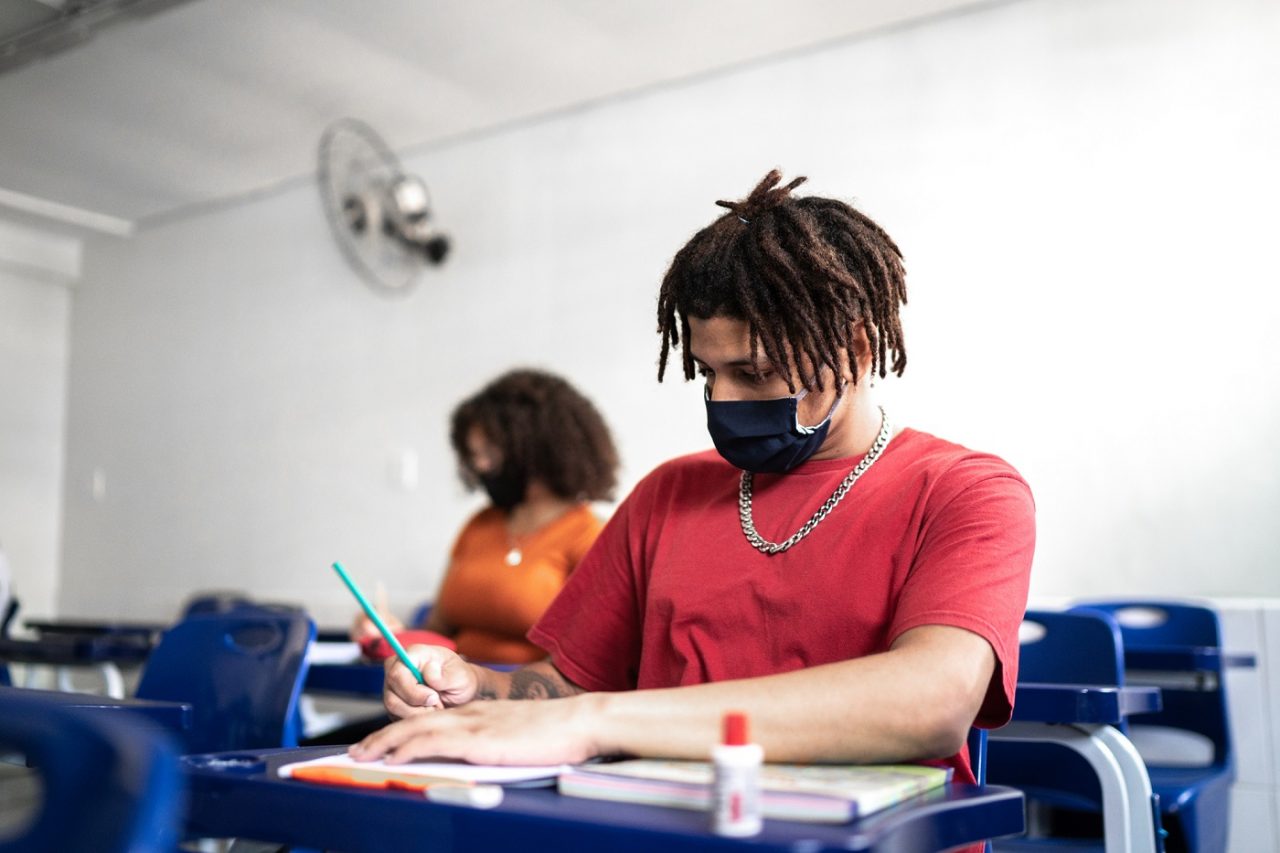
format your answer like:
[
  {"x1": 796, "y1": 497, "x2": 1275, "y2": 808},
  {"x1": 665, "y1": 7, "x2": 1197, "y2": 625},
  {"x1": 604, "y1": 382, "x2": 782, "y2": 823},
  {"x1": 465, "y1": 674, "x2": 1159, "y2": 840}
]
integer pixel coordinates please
[
  {"x1": 585, "y1": 625, "x2": 994, "y2": 764},
  {"x1": 472, "y1": 660, "x2": 587, "y2": 701}
]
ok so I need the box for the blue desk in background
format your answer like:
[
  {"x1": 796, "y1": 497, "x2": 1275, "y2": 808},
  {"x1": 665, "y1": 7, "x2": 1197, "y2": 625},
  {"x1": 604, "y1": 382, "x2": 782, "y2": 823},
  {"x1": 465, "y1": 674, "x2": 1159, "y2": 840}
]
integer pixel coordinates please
[
  {"x1": 0, "y1": 685, "x2": 192, "y2": 739},
  {"x1": 1012, "y1": 681, "x2": 1161, "y2": 724},
  {"x1": 305, "y1": 658, "x2": 518, "y2": 698},
  {"x1": 180, "y1": 746, "x2": 1024, "y2": 852},
  {"x1": 23, "y1": 618, "x2": 165, "y2": 642},
  {"x1": 1001, "y1": 682, "x2": 1164, "y2": 853},
  {"x1": 0, "y1": 631, "x2": 156, "y2": 697},
  {"x1": 1123, "y1": 645, "x2": 1256, "y2": 694},
  {"x1": 305, "y1": 662, "x2": 387, "y2": 696},
  {"x1": 1124, "y1": 646, "x2": 1255, "y2": 672},
  {"x1": 0, "y1": 634, "x2": 153, "y2": 664}
]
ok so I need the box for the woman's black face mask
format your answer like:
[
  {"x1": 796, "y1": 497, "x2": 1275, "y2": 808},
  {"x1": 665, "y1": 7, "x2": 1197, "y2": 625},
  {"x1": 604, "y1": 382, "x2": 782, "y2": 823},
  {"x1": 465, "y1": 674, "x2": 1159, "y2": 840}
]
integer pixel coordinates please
[{"x1": 479, "y1": 462, "x2": 528, "y2": 510}]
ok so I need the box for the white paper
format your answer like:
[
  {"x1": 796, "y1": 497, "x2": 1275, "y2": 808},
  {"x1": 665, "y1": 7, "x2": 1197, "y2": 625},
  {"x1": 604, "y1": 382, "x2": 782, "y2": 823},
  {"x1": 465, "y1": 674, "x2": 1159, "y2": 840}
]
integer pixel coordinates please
[{"x1": 306, "y1": 641, "x2": 363, "y2": 665}]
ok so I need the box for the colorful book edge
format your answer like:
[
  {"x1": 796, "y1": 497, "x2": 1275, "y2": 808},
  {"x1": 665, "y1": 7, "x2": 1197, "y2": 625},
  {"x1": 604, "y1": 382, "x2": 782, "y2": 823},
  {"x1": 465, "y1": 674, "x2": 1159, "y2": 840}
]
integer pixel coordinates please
[{"x1": 556, "y1": 761, "x2": 951, "y2": 824}]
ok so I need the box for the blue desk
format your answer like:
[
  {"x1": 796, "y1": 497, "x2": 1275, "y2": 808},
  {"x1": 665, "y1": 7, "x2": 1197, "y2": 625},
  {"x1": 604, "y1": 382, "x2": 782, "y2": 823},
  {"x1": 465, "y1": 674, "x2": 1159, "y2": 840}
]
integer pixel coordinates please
[
  {"x1": 24, "y1": 618, "x2": 164, "y2": 642},
  {"x1": 181, "y1": 746, "x2": 1024, "y2": 852},
  {"x1": 0, "y1": 685, "x2": 192, "y2": 739},
  {"x1": 306, "y1": 660, "x2": 519, "y2": 697},
  {"x1": 1122, "y1": 644, "x2": 1256, "y2": 694},
  {"x1": 0, "y1": 633, "x2": 155, "y2": 697},
  {"x1": 1013, "y1": 682, "x2": 1161, "y2": 724},
  {"x1": 999, "y1": 683, "x2": 1163, "y2": 852},
  {"x1": 305, "y1": 662, "x2": 387, "y2": 696},
  {"x1": 1124, "y1": 646, "x2": 1255, "y2": 672},
  {"x1": 0, "y1": 633, "x2": 153, "y2": 665}
]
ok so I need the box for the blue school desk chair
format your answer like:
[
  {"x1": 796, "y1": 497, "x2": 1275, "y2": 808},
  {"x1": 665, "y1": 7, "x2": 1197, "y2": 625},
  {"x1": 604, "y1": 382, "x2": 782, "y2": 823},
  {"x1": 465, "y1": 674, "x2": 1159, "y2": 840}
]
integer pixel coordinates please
[
  {"x1": 179, "y1": 590, "x2": 255, "y2": 618},
  {"x1": 988, "y1": 608, "x2": 1163, "y2": 851},
  {"x1": 0, "y1": 688, "x2": 184, "y2": 852},
  {"x1": 1069, "y1": 601, "x2": 1234, "y2": 853},
  {"x1": 135, "y1": 606, "x2": 316, "y2": 753},
  {"x1": 409, "y1": 600, "x2": 433, "y2": 628}
]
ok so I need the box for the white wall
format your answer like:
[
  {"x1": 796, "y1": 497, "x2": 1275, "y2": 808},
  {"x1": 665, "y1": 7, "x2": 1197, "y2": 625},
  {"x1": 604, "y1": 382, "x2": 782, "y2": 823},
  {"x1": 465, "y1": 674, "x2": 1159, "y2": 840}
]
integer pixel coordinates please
[
  {"x1": 58, "y1": 0, "x2": 1280, "y2": 625},
  {"x1": 1215, "y1": 600, "x2": 1280, "y2": 852},
  {"x1": 0, "y1": 219, "x2": 77, "y2": 622}
]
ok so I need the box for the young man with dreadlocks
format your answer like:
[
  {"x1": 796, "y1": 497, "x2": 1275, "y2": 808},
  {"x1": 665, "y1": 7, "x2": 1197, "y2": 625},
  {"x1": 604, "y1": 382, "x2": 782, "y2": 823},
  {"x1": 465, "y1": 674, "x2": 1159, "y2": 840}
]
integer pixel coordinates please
[{"x1": 353, "y1": 171, "x2": 1035, "y2": 794}]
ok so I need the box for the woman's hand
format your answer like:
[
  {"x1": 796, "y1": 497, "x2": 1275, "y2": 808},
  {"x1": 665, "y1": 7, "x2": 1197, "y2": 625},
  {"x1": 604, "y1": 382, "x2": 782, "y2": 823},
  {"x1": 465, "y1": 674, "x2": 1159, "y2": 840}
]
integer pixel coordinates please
[
  {"x1": 350, "y1": 610, "x2": 405, "y2": 642},
  {"x1": 384, "y1": 644, "x2": 479, "y2": 718},
  {"x1": 350, "y1": 695, "x2": 601, "y2": 766}
]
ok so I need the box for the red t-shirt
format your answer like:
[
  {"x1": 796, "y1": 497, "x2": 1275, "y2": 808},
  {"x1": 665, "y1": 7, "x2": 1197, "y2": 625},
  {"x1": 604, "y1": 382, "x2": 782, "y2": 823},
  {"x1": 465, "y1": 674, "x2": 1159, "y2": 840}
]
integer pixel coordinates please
[{"x1": 529, "y1": 428, "x2": 1035, "y2": 785}]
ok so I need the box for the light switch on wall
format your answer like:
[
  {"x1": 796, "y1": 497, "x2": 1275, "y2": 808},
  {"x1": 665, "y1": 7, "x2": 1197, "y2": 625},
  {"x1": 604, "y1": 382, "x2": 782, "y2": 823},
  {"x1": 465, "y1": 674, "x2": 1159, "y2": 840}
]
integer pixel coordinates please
[
  {"x1": 393, "y1": 448, "x2": 419, "y2": 491},
  {"x1": 91, "y1": 467, "x2": 106, "y2": 502}
]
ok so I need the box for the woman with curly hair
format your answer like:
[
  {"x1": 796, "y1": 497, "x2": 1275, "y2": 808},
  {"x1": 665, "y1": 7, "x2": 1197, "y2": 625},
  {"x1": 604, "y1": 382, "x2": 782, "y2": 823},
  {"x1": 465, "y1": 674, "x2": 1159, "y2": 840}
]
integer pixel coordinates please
[{"x1": 352, "y1": 368, "x2": 618, "y2": 664}]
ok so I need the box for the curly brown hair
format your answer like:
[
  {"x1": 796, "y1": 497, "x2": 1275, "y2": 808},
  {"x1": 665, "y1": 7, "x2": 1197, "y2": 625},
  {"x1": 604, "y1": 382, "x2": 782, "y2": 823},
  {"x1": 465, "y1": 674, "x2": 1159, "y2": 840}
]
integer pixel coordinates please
[
  {"x1": 657, "y1": 169, "x2": 907, "y2": 393},
  {"x1": 449, "y1": 369, "x2": 619, "y2": 502}
]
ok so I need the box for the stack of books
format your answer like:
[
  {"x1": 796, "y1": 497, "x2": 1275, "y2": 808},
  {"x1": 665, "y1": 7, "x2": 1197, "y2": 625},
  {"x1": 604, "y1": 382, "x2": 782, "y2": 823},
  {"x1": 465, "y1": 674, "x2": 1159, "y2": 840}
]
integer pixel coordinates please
[
  {"x1": 557, "y1": 759, "x2": 951, "y2": 824},
  {"x1": 278, "y1": 752, "x2": 951, "y2": 825}
]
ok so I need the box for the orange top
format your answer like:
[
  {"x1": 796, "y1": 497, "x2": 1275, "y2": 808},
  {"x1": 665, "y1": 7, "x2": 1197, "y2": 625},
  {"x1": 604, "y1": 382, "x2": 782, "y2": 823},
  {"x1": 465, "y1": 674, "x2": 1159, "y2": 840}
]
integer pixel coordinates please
[{"x1": 433, "y1": 503, "x2": 602, "y2": 664}]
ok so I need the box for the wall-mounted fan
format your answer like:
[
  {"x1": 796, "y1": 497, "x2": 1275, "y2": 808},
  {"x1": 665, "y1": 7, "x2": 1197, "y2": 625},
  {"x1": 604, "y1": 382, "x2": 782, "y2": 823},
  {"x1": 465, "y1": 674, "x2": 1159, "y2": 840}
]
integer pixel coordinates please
[{"x1": 317, "y1": 118, "x2": 449, "y2": 294}]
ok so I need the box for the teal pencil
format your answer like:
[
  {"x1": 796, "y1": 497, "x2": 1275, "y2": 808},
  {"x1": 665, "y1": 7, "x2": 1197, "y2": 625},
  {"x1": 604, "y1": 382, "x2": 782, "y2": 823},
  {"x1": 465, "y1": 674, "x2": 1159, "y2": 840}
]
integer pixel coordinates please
[{"x1": 332, "y1": 561, "x2": 425, "y2": 684}]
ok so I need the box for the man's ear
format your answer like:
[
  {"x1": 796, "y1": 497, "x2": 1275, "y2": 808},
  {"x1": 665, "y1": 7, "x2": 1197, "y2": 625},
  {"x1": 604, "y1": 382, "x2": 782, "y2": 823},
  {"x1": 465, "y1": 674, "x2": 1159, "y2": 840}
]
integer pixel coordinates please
[{"x1": 846, "y1": 323, "x2": 873, "y2": 384}]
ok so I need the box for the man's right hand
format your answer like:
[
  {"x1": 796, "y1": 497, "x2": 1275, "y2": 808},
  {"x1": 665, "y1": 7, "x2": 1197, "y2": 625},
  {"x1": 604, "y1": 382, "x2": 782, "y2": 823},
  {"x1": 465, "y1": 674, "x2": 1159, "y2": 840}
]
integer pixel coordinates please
[{"x1": 384, "y1": 644, "x2": 478, "y2": 718}]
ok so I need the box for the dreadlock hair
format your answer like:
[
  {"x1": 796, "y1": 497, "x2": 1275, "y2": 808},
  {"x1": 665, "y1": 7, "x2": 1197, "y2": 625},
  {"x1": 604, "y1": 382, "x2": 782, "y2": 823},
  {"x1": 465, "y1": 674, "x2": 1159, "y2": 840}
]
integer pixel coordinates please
[
  {"x1": 450, "y1": 369, "x2": 619, "y2": 502},
  {"x1": 656, "y1": 169, "x2": 907, "y2": 393}
]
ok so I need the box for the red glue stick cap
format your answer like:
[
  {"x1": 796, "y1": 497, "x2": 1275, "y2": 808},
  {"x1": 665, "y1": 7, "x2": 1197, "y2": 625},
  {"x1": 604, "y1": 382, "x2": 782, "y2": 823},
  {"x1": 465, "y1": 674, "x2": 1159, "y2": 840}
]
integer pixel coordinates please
[{"x1": 722, "y1": 711, "x2": 750, "y2": 746}]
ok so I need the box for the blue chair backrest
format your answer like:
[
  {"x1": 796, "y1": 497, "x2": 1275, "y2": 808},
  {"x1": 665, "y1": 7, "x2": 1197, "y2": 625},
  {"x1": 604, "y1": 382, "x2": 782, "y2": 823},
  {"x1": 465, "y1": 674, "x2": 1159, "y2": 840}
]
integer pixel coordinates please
[
  {"x1": 180, "y1": 591, "x2": 255, "y2": 619},
  {"x1": 136, "y1": 607, "x2": 315, "y2": 753},
  {"x1": 986, "y1": 609, "x2": 1129, "y2": 813},
  {"x1": 1018, "y1": 608, "x2": 1125, "y2": 687},
  {"x1": 1070, "y1": 600, "x2": 1231, "y2": 768},
  {"x1": 1070, "y1": 600, "x2": 1220, "y2": 649},
  {"x1": 0, "y1": 689, "x2": 184, "y2": 852},
  {"x1": 410, "y1": 600, "x2": 433, "y2": 628}
]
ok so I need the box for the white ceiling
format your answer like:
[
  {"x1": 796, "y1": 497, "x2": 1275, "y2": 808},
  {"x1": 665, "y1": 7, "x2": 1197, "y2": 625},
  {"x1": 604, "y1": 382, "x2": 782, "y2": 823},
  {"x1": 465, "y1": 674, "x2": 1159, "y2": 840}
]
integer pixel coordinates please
[{"x1": 0, "y1": 0, "x2": 994, "y2": 232}]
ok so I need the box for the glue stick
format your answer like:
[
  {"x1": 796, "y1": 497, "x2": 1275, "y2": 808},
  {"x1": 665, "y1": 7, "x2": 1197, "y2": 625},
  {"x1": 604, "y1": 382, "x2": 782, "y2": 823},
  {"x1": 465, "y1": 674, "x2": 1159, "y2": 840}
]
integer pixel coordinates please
[{"x1": 711, "y1": 710, "x2": 763, "y2": 837}]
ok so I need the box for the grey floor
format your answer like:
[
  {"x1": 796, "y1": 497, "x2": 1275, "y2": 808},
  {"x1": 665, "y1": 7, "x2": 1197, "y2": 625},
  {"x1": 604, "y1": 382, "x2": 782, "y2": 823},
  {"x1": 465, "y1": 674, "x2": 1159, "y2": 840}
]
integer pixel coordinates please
[{"x1": 0, "y1": 760, "x2": 40, "y2": 840}]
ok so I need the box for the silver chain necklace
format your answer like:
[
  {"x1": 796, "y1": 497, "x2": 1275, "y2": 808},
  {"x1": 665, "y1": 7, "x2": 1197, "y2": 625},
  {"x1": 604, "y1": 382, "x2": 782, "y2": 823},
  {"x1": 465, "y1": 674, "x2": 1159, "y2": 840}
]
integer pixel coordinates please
[{"x1": 738, "y1": 406, "x2": 892, "y2": 555}]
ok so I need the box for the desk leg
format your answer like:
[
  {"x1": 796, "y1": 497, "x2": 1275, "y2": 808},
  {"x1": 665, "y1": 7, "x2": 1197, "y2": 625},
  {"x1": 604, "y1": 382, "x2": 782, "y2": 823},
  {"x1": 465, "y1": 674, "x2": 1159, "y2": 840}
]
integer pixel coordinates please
[
  {"x1": 992, "y1": 722, "x2": 1141, "y2": 853},
  {"x1": 1088, "y1": 724, "x2": 1158, "y2": 853},
  {"x1": 47, "y1": 664, "x2": 125, "y2": 698},
  {"x1": 97, "y1": 663, "x2": 124, "y2": 699}
]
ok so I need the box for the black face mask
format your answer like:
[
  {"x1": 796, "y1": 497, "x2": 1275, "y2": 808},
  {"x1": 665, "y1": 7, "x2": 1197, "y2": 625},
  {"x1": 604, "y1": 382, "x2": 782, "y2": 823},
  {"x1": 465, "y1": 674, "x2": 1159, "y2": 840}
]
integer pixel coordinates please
[
  {"x1": 704, "y1": 383, "x2": 843, "y2": 473},
  {"x1": 479, "y1": 463, "x2": 527, "y2": 510}
]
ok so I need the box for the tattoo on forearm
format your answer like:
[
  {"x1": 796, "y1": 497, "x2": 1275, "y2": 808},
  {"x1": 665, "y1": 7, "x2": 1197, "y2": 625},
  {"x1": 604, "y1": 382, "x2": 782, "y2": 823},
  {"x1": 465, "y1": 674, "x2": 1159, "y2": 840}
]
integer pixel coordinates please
[
  {"x1": 508, "y1": 669, "x2": 567, "y2": 699},
  {"x1": 473, "y1": 663, "x2": 584, "y2": 701}
]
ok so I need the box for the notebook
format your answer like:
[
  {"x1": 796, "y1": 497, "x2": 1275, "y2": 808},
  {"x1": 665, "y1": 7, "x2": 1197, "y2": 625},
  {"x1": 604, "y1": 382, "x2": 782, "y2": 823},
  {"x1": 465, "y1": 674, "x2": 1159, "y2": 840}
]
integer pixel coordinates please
[
  {"x1": 279, "y1": 753, "x2": 569, "y2": 792},
  {"x1": 557, "y1": 759, "x2": 951, "y2": 824}
]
